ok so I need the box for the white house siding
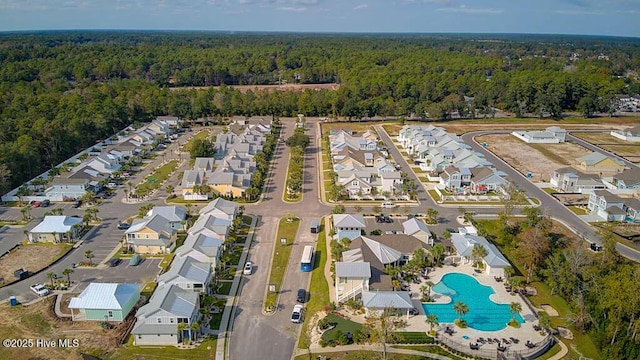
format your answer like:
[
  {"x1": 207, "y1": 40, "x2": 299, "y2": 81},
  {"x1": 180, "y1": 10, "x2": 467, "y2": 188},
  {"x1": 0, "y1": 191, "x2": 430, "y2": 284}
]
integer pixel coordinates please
[{"x1": 134, "y1": 333, "x2": 178, "y2": 346}]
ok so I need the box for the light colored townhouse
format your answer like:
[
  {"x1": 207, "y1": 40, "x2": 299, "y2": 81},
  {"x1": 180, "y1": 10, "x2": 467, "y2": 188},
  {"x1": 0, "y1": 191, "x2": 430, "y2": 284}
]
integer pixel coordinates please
[
  {"x1": 46, "y1": 178, "x2": 90, "y2": 201},
  {"x1": 335, "y1": 262, "x2": 371, "y2": 303},
  {"x1": 610, "y1": 124, "x2": 640, "y2": 142},
  {"x1": 69, "y1": 283, "x2": 140, "y2": 322},
  {"x1": 180, "y1": 170, "x2": 206, "y2": 198},
  {"x1": 402, "y1": 217, "x2": 433, "y2": 245},
  {"x1": 623, "y1": 198, "x2": 640, "y2": 223},
  {"x1": 208, "y1": 155, "x2": 255, "y2": 197},
  {"x1": 511, "y1": 126, "x2": 567, "y2": 143},
  {"x1": 338, "y1": 173, "x2": 374, "y2": 198},
  {"x1": 28, "y1": 215, "x2": 83, "y2": 243},
  {"x1": 155, "y1": 115, "x2": 181, "y2": 127},
  {"x1": 608, "y1": 168, "x2": 640, "y2": 190},
  {"x1": 213, "y1": 133, "x2": 237, "y2": 160},
  {"x1": 332, "y1": 214, "x2": 366, "y2": 241},
  {"x1": 131, "y1": 284, "x2": 201, "y2": 346},
  {"x1": 380, "y1": 171, "x2": 403, "y2": 194},
  {"x1": 193, "y1": 157, "x2": 215, "y2": 172},
  {"x1": 147, "y1": 206, "x2": 187, "y2": 230},
  {"x1": 199, "y1": 197, "x2": 239, "y2": 221},
  {"x1": 131, "y1": 130, "x2": 155, "y2": 145},
  {"x1": 450, "y1": 228, "x2": 510, "y2": 276},
  {"x1": 149, "y1": 120, "x2": 171, "y2": 135},
  {"x1": 188, "y1": 213, "x2": 231, "y2": 242},
  {"x1": 575, "y1": 152, "x2": 626, "y2": 173},
  {"x1": 469, "y1": 166, "x2": 506, "y2": 194},
  {"x1": 86, "y1": 153, "x2": 121, "y2": 174},
  {"x1": 550, "y1": 167, "x2": 605, "y2": 193},
  {"x1": 587, "y1": 190, "x2": 627, "y2": 222},
  {"x1": 439, "y1": 166, "x2": 472, "y2": 192},
  {"x1": 125, "y1": 214, "x2": 177, "y2": 255},
  {"x1": 158, "y1": 256, "x2": 212, "y2": 294},
  {"x1": 174, "y1": 233, "x2": 223, "y2": 269}
]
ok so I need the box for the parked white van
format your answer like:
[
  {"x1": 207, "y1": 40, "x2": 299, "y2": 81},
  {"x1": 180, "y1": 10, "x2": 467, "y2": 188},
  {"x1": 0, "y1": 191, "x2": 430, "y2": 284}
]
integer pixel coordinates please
[{"x1": 381, "y1": 202, "x2": 397, "y2": 209}]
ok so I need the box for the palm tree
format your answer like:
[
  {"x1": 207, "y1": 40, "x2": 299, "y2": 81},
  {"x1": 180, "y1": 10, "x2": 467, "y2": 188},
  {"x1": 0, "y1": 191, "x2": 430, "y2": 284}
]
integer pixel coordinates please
[
  {"x1": 429, "y1": 243, "x2": 446, "y2": 266},
  {"x1": 62, "y1": 268, "x2": 74, "y2": 286},
  {"x1": 391, "y1": 279, "x2": 401, "y2": 291},
  {"x1": 471, "y1": 244, "x2": 488, "y2": 271},
  {"x1": 177, "y1": 322, "x2": 189, "y2": 343},
  {"x1": 84, "y1": 249, "x2": 94, "y2": 265},
  {"x1": 426, "y1": 314, "x2": 439, "y2": 334},
  {"x1": 509, "y1": 302, "x2": 523, "y2": 324},
  {"x1": 191, "y1": 321, "x2": 201, "y2": 342},
  {"x1": 453, "y1": 301, "x2": 469, "y2": 326},
  {"x1": 46, "y1": 272, "x2": 55, "y2": 288},
  {"x1": 354, "y1": 205, "x2": 363, "y2": 214}
]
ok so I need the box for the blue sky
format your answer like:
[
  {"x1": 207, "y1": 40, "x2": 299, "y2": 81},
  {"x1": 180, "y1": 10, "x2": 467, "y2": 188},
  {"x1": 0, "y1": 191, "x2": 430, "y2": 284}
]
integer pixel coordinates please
[{"x1": 0, "y1": 0, "x2": 639, "y2": 37}]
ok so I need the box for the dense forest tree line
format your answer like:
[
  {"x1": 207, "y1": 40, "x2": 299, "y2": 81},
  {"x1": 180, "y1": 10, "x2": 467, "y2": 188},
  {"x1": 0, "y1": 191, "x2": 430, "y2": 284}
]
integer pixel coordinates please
[{"x1": 1, "y1": 32, "x2": 639, "y2": 191}]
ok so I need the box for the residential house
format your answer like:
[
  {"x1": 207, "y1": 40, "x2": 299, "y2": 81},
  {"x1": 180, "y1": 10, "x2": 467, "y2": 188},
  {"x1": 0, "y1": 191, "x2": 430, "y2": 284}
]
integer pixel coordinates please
[
  {"x1": 69, "y1": 283, "x2": 140, "y2": 322},
  {"x1": 611, "y1": 125, "x2": 640, "y2": 142},
  {"x1": 624, "y1": 198, "x2": 640, "y2": 223},
  {"x1": 199, "y1": 197, "x2": 239, "y2": 221},
  {"x1": 511, "y1": 126, "x2": 567, "y2": 143},
  {"x1": 607, "y1": 168, "x2": 640, "y2": 190},
  {"x1": 208, "y1": 155, "x2": 255, "y2": 197},
  {"x1": 193, "y1": 157, "x2": 215, "y2": 172},
  {"x1": 361, "y1": 291, "x2": 414, "y2": 318},
  {"x1": 131, "y1": 284, "x2": 201, "y2": 346},
  {"x1": 576, "y1": 152, "x2": 626, "y2": 173},
  {"x1": 125, "y1": 214, "x2": 177, "y2": 255},
  {"x1": 335, "y1": 262, "x2": 371, "y2": 303},
  {"x1": 332, "y1": 214, "x2": 366, "y2": 241},
  {"x1": 587, "y1": 190, "x2": 627, "y2": 222},
  {"x1": 28, "y1": 216, "x2": 83, "y2": 243},
  {"x1": 174, "y1": 233, "x2": 224, "y2": 269},
  {"x1": 86, "y1": 153, "x2": 121, "y2": 174},
  {"x1": 157, "y1": 256, "x2": 212, "y2": 294},
  {"x1": 343, "y1": 236, "x2": 404, "y2": 291},
  {"x1": 550, "y1": 167, "x2": 605, "y2": 193},
  {"x1": 181, "y1": 170, "x2": 206, "y2": 197},
  {"x1": 402, "y1": 217, "x2": 433, "y2": 245},
  {"x1": 440, "y1": 166, "x2": 472, "y2": 192},
  {"x1": 188, "y1": 213, "x2": 231, "y2": 242},
  {"x1": 147, "y1": 206, "x2": 187, "y2": 230},
  {"x1": 451, "y1": 228, "x2": 510, "y2": 276},
  {"x1": 46, "y1": 178, "x2": 90, "y2": 201},
  {"x1": 469, "y1": 166, "x2": 507, "y2": 193},
  {"x1": 338, "y1": 173, "x2": 373, "y2": 198}
]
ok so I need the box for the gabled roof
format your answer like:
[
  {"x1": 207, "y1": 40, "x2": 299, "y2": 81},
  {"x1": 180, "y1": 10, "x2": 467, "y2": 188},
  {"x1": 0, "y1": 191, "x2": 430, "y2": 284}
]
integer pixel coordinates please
[
  {"x1": 333, "y1": 214, "x2": 366, "y2": 228},
  {"x1": 126, "y1": 214, "x2": 173, "y2": 236},
  {"x1": 132, "y1": 284, "x2": 197, "y2": 334},
  {"x1": 362, "y1": 291, "x2": 413, "y2": 309},
  {"x1": 189, "y1": 214, "x2": 231, "y2": 236},
  {"x1": 402, "y1": 217, "x2": 430, "y2": 236},
  {"x1": 30, "y1": 216, "x2": 83, "y2": 234},
  {"x1": 199, "y1": 197, "x2": 238, "y2": 219},
  {"x1": 177, "y1": 233, "x2": 223, "y2": 259},
  {"x1": 335, "y1": 262, "x2": 371, "y2": 278},
  {"x1": 158, "y1": 256, "x2": 211, "y2": 285},
  {"x1": 360, "y1": 236, "x2": 403, "y2": 264},
  {"x1": 69, "y1": 283, "x2": 139, "y2": 310},
  {"x1": 614, "y1": 168, "x2": 640, "y2": 185},
  {"x1": 576, "y1": 151, "x2": 624, "y2": 166},
  {"x1": 147, "y1": 206, "x2": 186, "y2": 223},
  {"x1": 592, "y1": 190, "x2": 625, "y2": 203},
  {"x1": 451, "y1": 232, "x2": 510, "y2": 268}
]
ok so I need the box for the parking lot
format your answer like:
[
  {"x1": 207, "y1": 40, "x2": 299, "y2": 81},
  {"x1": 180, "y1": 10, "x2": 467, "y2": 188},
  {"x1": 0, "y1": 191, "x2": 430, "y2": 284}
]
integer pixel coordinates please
[{"x1": 73, "y1": 258, "x2": 161, "y2": 292}]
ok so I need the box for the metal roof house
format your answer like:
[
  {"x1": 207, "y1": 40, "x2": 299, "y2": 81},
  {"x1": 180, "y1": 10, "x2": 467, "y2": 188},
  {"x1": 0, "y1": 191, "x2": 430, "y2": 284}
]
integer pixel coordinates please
[
  {"x1": 361, "y1": 291, "x2": 414, "y2": 318},
  {"x1": 28, "y1": 215, "x2": 83, "y2": 243},
  {"x1": 199, "y1": 197, "x2": 239, "y2": 221},
  {"x1": 147, "y1": 206, "x2": 187, "y2": 230},
  {"x1": 451, "y1": 228, "x2": 510, "y2": 277},
  {"x1": 157, "y1": 256, "x2": 213, "y2": 294},
  {"x1": 69, "y1": 283, "x2": 140, "y2": 322},
  {"x1": 332, "y1": 214, "x2": 366, "y2": 241},
  {"x1": 335, "y1": 262, "x2": 371, "y2": 303}
]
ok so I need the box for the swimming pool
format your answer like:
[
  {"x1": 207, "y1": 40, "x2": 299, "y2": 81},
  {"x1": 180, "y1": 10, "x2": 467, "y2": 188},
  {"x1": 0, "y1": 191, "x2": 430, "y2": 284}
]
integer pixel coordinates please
[{"x1": 423, "y1": 273, "x2": 524, "y2": 331}]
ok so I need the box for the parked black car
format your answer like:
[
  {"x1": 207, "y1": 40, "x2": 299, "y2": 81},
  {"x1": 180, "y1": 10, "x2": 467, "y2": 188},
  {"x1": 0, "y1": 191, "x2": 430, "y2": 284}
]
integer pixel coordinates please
[
  {"x1": 296, "y1": 289, "x2": 307, "y2": 303},
  {"x1": 108, "y1": 258, "x2": 121, "y2": 267},
  {"x1": 41, "y1": 199, "x2": 50, "y2": 207},
  {"x1": 117, "y1": 222, "x2": 130, "y2": 230}
]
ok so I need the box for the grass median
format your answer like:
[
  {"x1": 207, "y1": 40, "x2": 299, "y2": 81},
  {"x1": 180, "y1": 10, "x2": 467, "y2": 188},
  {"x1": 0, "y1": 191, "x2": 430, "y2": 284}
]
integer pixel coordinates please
[
  {"x1": 264, "y1": 217, "x2": 300, "y2": 309},
  {"x1": 135, "y1": 160, "x2": 178, "y2": 194}
]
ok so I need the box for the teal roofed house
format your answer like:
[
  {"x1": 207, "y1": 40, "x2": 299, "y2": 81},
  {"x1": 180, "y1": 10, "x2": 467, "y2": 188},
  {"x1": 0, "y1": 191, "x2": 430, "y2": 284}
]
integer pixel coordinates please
[{"x1": 69, "y1": 283, "x2": 140, "y2": 322}]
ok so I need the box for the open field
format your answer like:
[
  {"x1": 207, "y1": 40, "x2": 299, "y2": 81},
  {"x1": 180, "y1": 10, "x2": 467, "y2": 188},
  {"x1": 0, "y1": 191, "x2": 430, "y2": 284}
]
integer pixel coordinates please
[
  {"x1": 0, "y1": 243, "x2": 72, "y2": 287},
  {"x1": 170, "y1": 83, "x2": 340, "y2": 93},
  {"x1": 572, "y1": 132, "x2": 640, "y2": 164},
  {"x1": 477, "y1": 134, "x2": 591, "y2": 182}
]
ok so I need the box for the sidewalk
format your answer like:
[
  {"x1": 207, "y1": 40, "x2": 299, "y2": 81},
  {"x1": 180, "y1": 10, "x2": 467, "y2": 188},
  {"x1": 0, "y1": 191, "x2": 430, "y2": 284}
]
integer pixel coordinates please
[
  {"x1": 293, "y1": 343, "x2": 453, "y2": 360},
  {"x1": 215, "y1": 215, "x2": 258, "y2": 360}
]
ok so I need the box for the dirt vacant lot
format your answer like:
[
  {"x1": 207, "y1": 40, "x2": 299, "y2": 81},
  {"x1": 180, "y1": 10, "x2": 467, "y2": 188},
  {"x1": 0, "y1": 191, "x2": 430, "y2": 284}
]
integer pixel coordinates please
[
  {"x1": 478, "y1": 134, "x2": 591, "y2": 182},
  {"x1": 0, "y1": 298, "x2": 120, "y2": 360},
  {"x1": 0, "y1": 243, "x2": 71, "y2": 286}
]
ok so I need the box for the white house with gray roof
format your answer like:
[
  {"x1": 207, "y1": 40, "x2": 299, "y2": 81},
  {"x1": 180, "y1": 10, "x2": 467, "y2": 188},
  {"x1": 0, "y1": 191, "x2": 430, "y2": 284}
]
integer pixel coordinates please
[
  {"x1": 132, "y1": 284, "x2": 201, "y2": 346},
  {"x1": 199, "y1": 197, "x2": 239, "y2": 221},
  {"x1": 125, "y1": 214, "x2": 176, "y2": 255},
  {"x1": 335, "y1": 262, "x2": 371, "y2": 303},
  {"x1": 158, "y1": 256, "x2": 212, "y2": 294},
  {"x1": 188, "y1": 214, "x2": 231, "y2": 242},
  {"x1": 611, "y1": 125, "x2": 640, "y2": 142},
  {"x1": 402, "y1": 217, "x2": 433, "y2": 245},
  {"x1": 512, "y1": 126, "x2": 567, "y2": 143},
  {"x1": 147, "y1": 206, "x2": 187, "y2": 230},
  {"x1": 451, "y1": 227, "x2": 510, "y2": 277},
  {"x1": 28, "y1": 215, "x2": 83, "y2": 243},
  {"x1": 175, "y1": 233, "x2": 224, "y2": 269},
  {"x1": 332, "y1": 214, "x2": 366, "y2": 241},
  {"x1": 361, "y1": 291, "x2": 414, "y2": 318}
]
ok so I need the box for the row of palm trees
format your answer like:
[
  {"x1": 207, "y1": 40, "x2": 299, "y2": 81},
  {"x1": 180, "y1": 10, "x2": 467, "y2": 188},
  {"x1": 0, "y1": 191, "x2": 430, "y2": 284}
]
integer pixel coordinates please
[
  {"x1": 424, "y1": 300, "x2": 524, "y2": 332},
  {"x1": 45, "y1": 268, "x2": 74, "y2": 289}
]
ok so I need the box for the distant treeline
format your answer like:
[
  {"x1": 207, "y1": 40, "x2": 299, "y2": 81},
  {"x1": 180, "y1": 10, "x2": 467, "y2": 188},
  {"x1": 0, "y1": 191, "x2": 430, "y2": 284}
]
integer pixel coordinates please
[{"x1": 1, "y1": 32, "x2": 639, "y2": 191}]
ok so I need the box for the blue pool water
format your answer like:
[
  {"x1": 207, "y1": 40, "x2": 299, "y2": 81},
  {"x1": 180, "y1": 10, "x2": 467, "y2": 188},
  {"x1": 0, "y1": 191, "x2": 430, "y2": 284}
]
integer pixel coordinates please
[{"x1": 423, "y1": 273, "x2": 524, "y2": 331}]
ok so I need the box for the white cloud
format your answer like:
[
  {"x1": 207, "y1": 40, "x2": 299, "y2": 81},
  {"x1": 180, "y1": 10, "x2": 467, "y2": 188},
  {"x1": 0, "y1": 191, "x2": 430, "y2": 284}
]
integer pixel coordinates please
[
  {"x1": 555, "y1": 9, "x2": 603, "y2": 15},
  {"x1": 353, "y1": 4, "x2": 368, "y2": 10},
  {"x1": 437, "y1": 5, "x2": 503, "y2": 14},
  {"x1": 277, "y1": 6, "x2": 307, "y2": 11}
]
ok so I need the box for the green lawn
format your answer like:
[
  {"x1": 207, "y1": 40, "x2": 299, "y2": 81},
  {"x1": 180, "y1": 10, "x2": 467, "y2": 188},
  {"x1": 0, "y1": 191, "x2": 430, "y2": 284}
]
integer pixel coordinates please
[
  {"x1": 529, "y1": 197, "x2": 541, "y2": 206},
  {"x1": 111, "y1": 336, "x2": 217, "y2": 360},
  {"x1": 567, "y1": 206, "x2": 588, "y2": 215},
  {"x1": 391, "y1": 345, "x2": 464, "y2": 360},
  {"x1": 541, "y1": 187, "x2": 557, "y2": 194},
  {"x1": 209, "y1": 312, "x2": 223, "y2": 330},
  {"x1": 299, "y1": 218, "x2": 330, "y2": 349},
  {"x1": 135, "y1": 160, "x2": 178, "y2": 194},
  {"x1": 214, "y1": 281, "x2": 232, "y2": 295},
  {"x1": 183, "y1": 130, "x2": 211, "y2": 152},
  {"x1": 265, "y1": 217, "x2": 300, "y2": 307},
  {"x1": 427, "y1": 189, "x2": 441, "y2": 201},
  {"x1": 320, "y1": 313, "x2": 364, "y2": 342}
]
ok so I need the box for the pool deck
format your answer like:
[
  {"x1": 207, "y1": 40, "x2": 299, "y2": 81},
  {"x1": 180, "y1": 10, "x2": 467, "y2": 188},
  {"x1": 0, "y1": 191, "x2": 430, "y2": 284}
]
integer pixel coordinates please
[{"x1": 340, "y1": 262, "x2": 547, "y2": 353}]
